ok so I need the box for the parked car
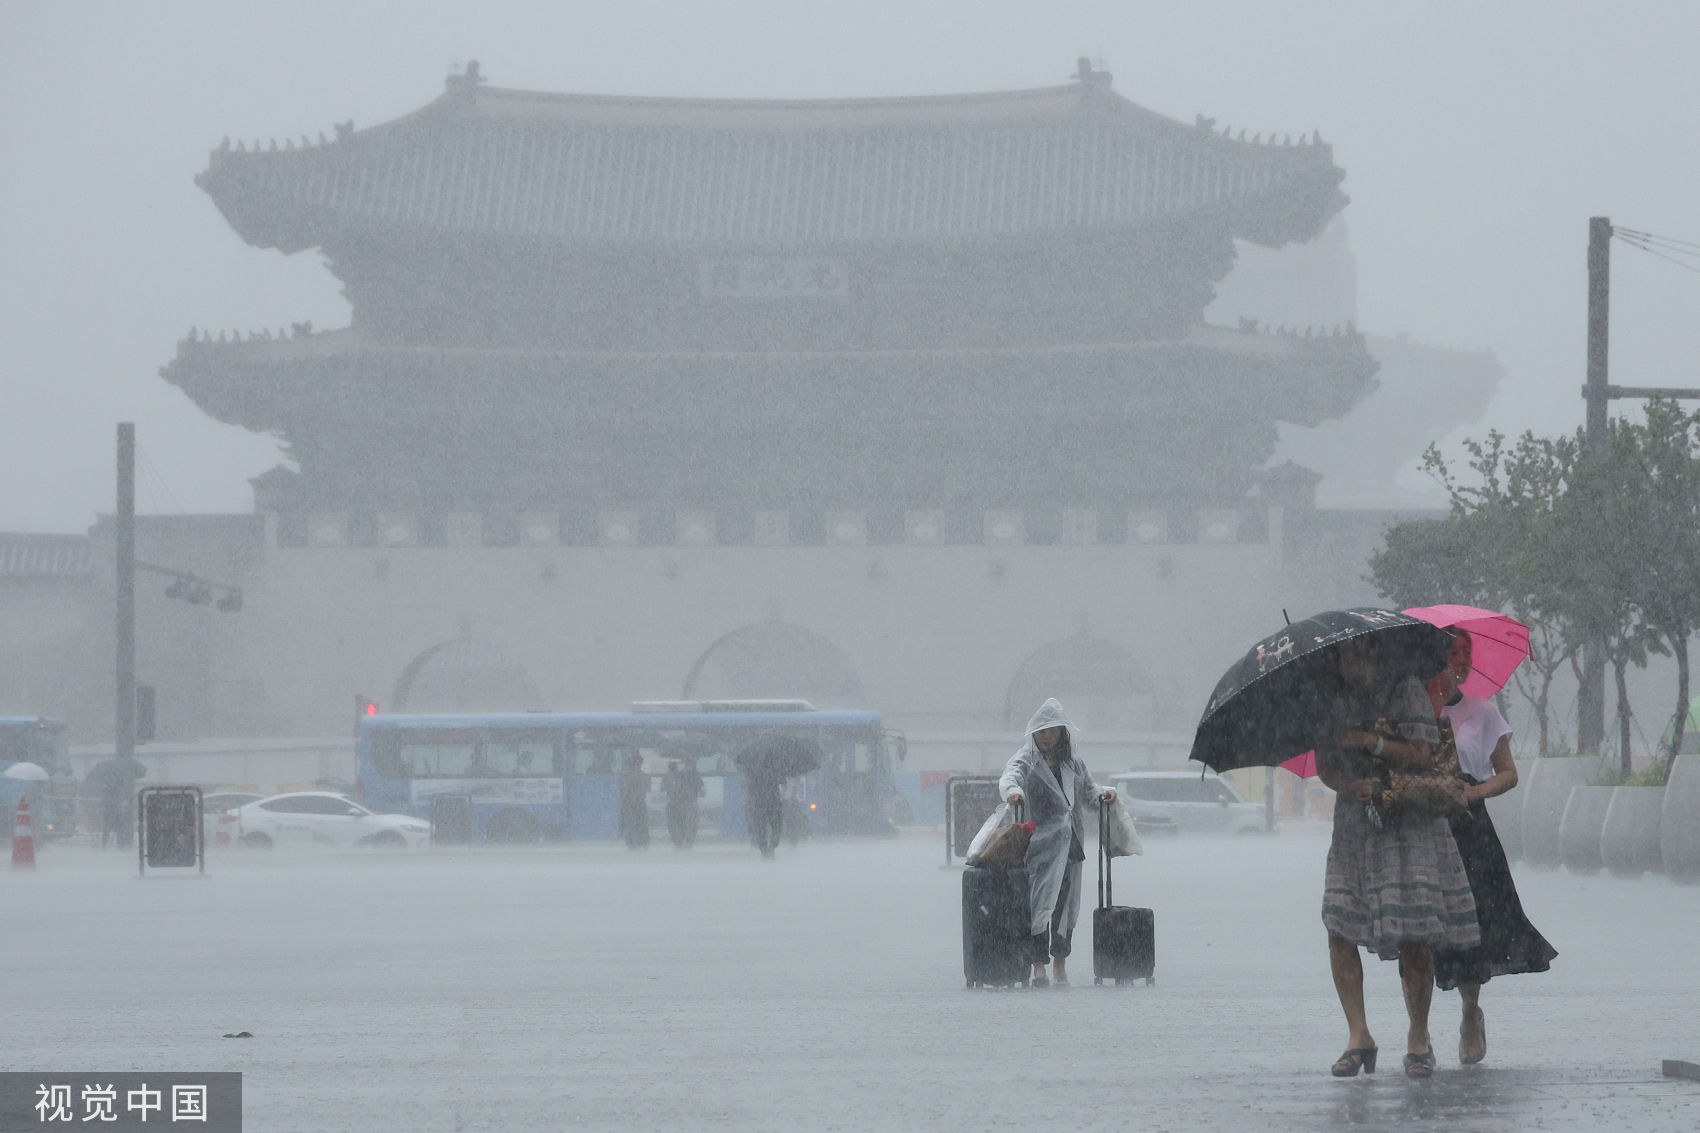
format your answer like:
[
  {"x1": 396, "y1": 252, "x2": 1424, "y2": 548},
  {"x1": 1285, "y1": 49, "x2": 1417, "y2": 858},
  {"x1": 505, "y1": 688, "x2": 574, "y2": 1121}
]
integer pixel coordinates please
[
  {"x1": 201, "y1": 791, "x2": 265, "y2": 846},
  {"x1": 229, "y1": 791, "x2": 429, "y2": 849},
  {"x1": 1108, "y1": 770, "x2": 1269, "y2": 836}
]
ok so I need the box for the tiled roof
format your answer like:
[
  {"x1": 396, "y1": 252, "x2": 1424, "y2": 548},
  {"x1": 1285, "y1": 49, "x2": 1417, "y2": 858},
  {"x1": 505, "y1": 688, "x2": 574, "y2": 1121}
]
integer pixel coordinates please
[
  {"x1": 164, "y1": 321, "x2": 1376, "y2": 432},
  {"x1": 198, "y1": 75, "x2": 1345, "y2": 252},
  {"x1": 0, "y1": 535, "x2": 93, "y2": 580}
]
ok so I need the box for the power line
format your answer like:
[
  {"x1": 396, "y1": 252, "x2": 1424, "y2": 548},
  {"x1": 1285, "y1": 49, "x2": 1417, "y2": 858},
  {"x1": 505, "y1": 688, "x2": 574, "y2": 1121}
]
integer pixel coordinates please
[
  {"x1": 1625, "y1": 235, "x2": 1700, "y2": 263},
  {"x1": 1616, "y1": 226, "x2": 1700, "y2": 254},
  {"x1": 1614, "y1": 228, "x2": 1700, "y2": 260},
  {"x1": 1615, "y1": 231, "x2": 1700, "y2": 277},
  {"x1": 136, "y1": 448, "x2": 185, "y2": 514}
]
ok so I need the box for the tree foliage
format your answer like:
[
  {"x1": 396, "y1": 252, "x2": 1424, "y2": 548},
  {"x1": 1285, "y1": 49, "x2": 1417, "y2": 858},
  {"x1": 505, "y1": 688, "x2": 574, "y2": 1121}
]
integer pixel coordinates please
[{"x1": 1370, "y1": 404, "x2": 1700, "y2": 779}]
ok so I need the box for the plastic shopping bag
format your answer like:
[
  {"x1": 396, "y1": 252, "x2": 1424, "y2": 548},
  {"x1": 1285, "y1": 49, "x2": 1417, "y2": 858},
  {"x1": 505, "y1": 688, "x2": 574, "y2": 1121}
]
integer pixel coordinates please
[
  {"x1": 965, "y1": 802, "x2": 1034, "y2": 869},
  {"x1": 1101, "y1": 797, "x2": 1143, "y2": 858}
]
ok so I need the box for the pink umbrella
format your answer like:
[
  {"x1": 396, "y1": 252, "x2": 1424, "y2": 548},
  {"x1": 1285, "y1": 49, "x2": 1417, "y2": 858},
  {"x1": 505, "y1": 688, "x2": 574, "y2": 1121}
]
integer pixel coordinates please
[
  {"x1": 1277, "y1": 605, "x2": 1529, "y2": 779},
  {"x1": 1401, "y1": 604, "x2": 1531, "y2": 697}
]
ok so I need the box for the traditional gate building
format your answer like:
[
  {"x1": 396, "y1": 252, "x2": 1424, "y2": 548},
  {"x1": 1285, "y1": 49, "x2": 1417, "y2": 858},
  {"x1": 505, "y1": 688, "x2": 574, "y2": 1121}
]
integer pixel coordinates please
[{"x1": 23, "y1": 63, "x2": 1441, "y2": 774}]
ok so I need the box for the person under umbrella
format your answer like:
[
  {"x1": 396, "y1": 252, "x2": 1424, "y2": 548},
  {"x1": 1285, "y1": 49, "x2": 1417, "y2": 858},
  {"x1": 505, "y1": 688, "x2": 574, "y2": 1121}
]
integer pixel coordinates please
[
  {"x1": 1315, "y1": 635, "x2": 1479, "y2": 1079},
  {"x1": 1189, "y1": 610, "x2": 1478, "y2": 1074},
  {"x1": 1425, "y1": 628, "x2": 1556, "y2": 1065},
  {"x1": 735, "y1": 736, "x2": 820, "y2": 860},
  {"x1": 84, "y1": 750, "x2": 146, "y2": 850},
  {"x1": 999, "y1": 698, "x2": 1116, "y2": 988}
]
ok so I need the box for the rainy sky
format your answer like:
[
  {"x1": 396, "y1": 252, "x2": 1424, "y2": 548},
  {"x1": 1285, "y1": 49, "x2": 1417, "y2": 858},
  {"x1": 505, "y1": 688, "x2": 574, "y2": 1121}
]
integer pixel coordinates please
[{"x1": 3, "y1": 0, "x2": 1699, "y2": 532}]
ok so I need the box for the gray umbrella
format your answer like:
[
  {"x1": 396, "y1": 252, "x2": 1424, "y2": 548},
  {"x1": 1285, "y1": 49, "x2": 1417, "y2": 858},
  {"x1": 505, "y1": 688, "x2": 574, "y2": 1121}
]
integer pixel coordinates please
[{"x1": 733, "y1": 735, "x2": 822, "y2": 781}]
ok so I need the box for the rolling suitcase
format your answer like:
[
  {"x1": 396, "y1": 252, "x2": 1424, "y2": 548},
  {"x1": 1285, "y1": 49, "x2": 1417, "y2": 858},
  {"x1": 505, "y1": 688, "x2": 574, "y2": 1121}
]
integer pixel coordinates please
[
  {"x1": 962, "y1": 802, "x2": 1031, "y2": 988},
  {"x1": 1093, "y1": 797, "x2": 1155, "y2": 985}
]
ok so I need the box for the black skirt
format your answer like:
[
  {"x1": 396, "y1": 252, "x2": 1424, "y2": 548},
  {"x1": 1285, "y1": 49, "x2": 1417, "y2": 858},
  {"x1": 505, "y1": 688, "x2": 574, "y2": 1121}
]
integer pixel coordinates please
[{"x1": 1431, "y1": 778, "x2": 1558, "y2": 990}]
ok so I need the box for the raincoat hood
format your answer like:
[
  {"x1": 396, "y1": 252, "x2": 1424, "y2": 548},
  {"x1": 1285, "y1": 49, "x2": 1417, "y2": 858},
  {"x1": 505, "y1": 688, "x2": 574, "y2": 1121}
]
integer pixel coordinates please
[{"x1": 1024, "y1": 698, "x2": 1076, "y2": 738}]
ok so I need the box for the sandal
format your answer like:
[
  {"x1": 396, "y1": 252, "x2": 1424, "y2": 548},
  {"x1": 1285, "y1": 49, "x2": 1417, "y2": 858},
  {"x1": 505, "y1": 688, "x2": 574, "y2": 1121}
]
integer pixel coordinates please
[
  {"x1": 1404, "y1": 1049, "x2": 1436, "y2": 1078},
  {"x1": 1331, "y1": 1047, "x2": 1377, "y2": 1077},
  {"x1": 1030, "y1": 973, "x2": 1049, "y2": 988},
  {"x1": 1460, "y1": 1007, "x2": 1486, "y2": 1065}
]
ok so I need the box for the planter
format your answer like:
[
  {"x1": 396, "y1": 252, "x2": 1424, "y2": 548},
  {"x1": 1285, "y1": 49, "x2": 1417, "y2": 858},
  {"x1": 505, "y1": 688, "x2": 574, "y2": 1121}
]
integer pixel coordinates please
[
  {"x1": 1483, "y1": 758, "x2": 1533, "y2": 863},
  {"x1": 1600, "y1": 786, "x2": 1664, "y2": 879},
  {"x1": 1661, "y1": 754, "x2": 1700, "y2": 884},
  {"x1": 1559, "y1": 786, "x2": 1614, "y2": 875},
  {"x1": 1520, "y1": 756, "x2": 1603, "y2": 870}
]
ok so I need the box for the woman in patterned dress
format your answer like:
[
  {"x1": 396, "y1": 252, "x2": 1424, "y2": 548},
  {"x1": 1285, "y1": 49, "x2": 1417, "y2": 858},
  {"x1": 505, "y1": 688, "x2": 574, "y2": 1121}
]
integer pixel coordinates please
[{"x1": 1315, "y1": 636, "x2": 1480, "y2": 1079}]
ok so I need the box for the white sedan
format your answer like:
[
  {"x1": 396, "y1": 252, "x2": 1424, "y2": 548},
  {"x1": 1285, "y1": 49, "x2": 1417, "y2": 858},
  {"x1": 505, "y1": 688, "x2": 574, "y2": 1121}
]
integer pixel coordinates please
[{"x1": 230, "y1": 791, "x2": 430, "y2": 850}]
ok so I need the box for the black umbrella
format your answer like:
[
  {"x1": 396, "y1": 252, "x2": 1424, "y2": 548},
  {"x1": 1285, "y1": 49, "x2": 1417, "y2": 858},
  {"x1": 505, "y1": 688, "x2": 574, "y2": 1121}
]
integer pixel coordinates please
[
  {"x1": 733, "y1": 735, "x2": 822, "y2": 781},
  {"x1": 1188, "y1": 608, "x2": 1453, "y2": 774}
]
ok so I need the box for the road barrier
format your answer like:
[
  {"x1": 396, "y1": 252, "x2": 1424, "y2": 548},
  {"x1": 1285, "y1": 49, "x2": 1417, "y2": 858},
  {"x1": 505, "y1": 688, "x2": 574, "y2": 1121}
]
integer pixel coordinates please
[
  {"x1": 11, "y1": 796, "x2": 35, "y2": 870},
  {"x1": 138, "y1": 786, "x2": 204, "y2": 876}
]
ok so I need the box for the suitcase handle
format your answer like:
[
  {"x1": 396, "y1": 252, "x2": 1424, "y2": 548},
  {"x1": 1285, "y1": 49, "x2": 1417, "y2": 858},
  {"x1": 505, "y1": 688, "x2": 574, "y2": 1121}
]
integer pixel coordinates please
[{"x1": 1097, "y1": 796, "x2": 1112, "y2": 909}]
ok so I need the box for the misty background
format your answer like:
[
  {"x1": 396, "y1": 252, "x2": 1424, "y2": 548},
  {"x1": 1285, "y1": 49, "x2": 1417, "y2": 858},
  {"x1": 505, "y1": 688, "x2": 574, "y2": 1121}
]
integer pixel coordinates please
[{"x1": 3, "y1": 0, "x2": 1699, "y2": 532}]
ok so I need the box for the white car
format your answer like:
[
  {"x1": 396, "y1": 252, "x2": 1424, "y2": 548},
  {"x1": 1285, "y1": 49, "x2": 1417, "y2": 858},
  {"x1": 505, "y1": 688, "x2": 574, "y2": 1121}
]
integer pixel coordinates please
[
  {"x1": 231, "y1": 791, "x2": 429, "y2": 850},
  {"x1": 1108, "y1": 770, "x2": 1270, "y2": 836},
  {"x1": 201, "y1": 791, "x2": 265, "y2": 847}
]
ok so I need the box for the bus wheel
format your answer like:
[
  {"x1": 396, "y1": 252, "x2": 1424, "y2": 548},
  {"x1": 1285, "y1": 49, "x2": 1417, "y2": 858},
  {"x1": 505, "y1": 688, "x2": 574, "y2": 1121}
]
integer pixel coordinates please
[{"x1": 484, "y1": 809, "x2": 542, "y2": 845}]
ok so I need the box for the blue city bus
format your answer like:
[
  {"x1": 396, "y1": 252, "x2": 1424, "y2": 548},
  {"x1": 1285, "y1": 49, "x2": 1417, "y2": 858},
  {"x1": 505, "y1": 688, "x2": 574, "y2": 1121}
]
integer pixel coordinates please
[
  {"x1": 356, "y1": 705, "x2": 902, "y2": 844},
  {"x1": 0, "y1": 716, "x2": 72, "y2": 838}
]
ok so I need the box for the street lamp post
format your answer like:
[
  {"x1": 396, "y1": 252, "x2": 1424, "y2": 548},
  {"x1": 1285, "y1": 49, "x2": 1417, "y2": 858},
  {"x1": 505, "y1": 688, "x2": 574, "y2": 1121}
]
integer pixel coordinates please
[{"x1": 116, "y1": 424, "x2": 136, "y2": 762}]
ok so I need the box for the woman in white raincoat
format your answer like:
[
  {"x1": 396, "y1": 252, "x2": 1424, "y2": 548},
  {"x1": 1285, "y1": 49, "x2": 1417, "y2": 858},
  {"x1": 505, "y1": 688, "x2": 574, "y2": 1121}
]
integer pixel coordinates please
[{"x1": 1000, "y1": 698, "x2": 1116, "y2": 987}]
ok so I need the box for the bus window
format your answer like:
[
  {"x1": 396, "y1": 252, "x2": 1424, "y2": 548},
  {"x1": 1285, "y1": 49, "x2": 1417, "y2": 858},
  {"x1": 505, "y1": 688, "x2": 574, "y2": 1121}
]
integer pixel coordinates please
[
  {"x1": 375, "y1": 732, "x2": 561, "y2": 780},
  {"x1": 398, "y1": 742, "x2": 477, "y2": 778},
  {"x1": 482, "y1": 740, "x2": 557, "y2": 776},
  {"x1": 0, "y1": 729, "x2": 30, "y2": 765}
]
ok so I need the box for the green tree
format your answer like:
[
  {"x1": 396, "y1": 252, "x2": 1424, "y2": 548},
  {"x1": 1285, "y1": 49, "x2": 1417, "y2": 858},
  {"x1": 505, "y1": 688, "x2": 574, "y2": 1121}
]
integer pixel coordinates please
[
  {"x1": 1376, "y1": 408, "x2": 1700, "y2": 778},
  {"x1": 1605, "y1": 402, "x2": 1700, "y2": 779},
  {"x1": 1370, "y1": 430, "x2": 1577, "y2": 755}
]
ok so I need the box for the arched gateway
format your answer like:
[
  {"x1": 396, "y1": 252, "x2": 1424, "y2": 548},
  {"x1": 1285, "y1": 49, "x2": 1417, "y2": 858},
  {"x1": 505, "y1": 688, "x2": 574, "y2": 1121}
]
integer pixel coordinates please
[{"x1": 682, "y1": 621, "x2": 865, "y2": 708}]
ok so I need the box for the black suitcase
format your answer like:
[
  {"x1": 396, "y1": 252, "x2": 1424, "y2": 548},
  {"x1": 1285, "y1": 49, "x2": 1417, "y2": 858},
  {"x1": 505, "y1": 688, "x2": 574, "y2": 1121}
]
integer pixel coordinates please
[
  {"x1": 962, "y1": 863, "x2": 1031, "y2": 988},
  {"x1": 1093, "y1": 798, "x2": 1155, "y2": 985},
  {"x1": 961, "y1": 801, "x2": 1031, "y2": 988}
]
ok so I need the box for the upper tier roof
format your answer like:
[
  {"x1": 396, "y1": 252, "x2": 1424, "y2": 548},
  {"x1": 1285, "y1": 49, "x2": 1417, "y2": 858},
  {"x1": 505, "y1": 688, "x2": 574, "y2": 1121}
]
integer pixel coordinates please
[{"x1": 197, "y1": 64, "x2": 1346, "y2": 253}]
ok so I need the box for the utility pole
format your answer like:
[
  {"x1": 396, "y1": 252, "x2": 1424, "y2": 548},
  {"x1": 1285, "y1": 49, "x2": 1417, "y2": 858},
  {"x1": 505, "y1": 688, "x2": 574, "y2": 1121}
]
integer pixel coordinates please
[
  {"x1": 1576, "y1": 218, "x2": 1611, "y2": 754},
  {"x1": 116, "y1": 423, "x2": 136, "y2": 762},
  {"x1": 1574, "y1": 216, "x2": 1700, "y2": 760}
]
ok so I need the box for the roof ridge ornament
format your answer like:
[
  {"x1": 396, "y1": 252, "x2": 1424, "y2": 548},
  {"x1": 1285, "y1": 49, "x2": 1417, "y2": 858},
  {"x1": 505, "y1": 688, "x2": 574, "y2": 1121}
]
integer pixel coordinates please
[
  {"x1": 1071, "y1": 56, "x2": 1113, "y2": 89},
  {"x1": 446, "y1": 58, "x2": 486, "y2": 97}
]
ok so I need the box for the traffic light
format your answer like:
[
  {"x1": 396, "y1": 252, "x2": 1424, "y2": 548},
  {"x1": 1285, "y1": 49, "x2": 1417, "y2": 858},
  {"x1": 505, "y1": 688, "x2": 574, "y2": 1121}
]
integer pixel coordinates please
[
  {"x1": 353, "y1": 695, "x2": 377, "y2": 734},
  {"x1": 135, "y1": 684, "x2": 156, "y2": 744}
]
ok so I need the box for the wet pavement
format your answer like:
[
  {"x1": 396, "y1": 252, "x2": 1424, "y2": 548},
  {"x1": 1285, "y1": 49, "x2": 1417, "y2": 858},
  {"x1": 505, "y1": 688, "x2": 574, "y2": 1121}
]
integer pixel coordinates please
[{"x1": 3, "y1": 823, "x2": 1697, "y2": 1131}]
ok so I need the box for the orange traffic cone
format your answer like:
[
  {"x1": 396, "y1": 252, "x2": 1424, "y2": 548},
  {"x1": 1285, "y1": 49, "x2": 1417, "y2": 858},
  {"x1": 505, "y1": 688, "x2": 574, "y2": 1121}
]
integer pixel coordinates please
[
  {"x1": 214, "y1": 810, "x2": 237, "y2": 849},
  {"x1": 11, "y1": 795, "x2": 36, "y2": 870}
]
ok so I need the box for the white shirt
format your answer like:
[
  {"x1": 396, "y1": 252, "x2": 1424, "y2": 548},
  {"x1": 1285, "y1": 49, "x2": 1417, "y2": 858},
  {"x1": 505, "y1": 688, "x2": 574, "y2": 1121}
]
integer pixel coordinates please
[{"x1": 1441, "y1": 694, "x2": 1512, "y2": 781}]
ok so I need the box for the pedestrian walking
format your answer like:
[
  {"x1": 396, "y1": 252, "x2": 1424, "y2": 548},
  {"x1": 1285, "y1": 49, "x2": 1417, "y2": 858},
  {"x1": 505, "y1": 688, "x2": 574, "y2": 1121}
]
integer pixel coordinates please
[
  {"x1": 85, "y1": 752, "x2": 145, "y2": 849},
  {"x1": 734, "y1": 736, "x2": 820, "y2": 860},
  {"x1": 1315, "y1": 636, "x2": 1479, "y2": 1078},
  {"x1": 999, "y1": 698, "x2": 1116, "y2": 988},
  {"x1": 618, "y1": 754, "x2": 651, "y2": 850},
  {"x1": 663, "y1": 758, "x2": 703, "y2": 849},
  {"x1": 1426, "y1": 629, "x2": 1556, "y2": 1064}
]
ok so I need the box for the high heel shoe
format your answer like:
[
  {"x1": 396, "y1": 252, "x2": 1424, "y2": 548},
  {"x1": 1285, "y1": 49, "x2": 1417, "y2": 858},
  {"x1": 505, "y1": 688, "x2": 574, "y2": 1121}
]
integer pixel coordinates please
[
  {"x1": 1404, "y1": 1048, "x2": 1436, "y2": 1078},
  {"x1": 1331, "y1": 1047, "x2": 1378, "y2": 1077}
]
